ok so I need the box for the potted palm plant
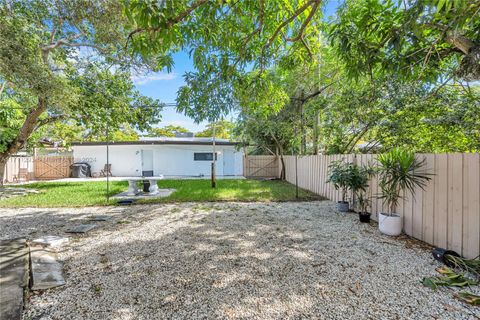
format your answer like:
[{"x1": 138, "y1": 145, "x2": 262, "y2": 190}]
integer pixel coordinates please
[
  {"x1": 348, "y1": 163, "x2": 373, "y2": 221},
  {"x1": 356, "y1": 192, "x2": 371, "y2": 223},
  {"x1": 377, "y1": 148, "x2": 431, "y2": 236},
  {"x1": 327, "y1": 160, "x2": 350, "y2": 212}
]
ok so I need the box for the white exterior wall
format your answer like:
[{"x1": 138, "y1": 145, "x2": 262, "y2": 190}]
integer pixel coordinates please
[{"x1": 72, "y1": 144, "x2": 243, "y2": 177}]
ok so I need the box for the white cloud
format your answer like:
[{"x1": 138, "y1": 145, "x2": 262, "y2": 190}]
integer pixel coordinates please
[{"x1": 132, "y1": 72, "x2": 177, "y2": 85}]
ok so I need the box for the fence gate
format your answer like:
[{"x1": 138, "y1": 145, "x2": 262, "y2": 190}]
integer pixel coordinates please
[
  {"x1": 244, "y1": 155, "x2": 279, "y2": 178},
  {"x1": 34, "y1": 156, "x2": 73, "y2": 180}
]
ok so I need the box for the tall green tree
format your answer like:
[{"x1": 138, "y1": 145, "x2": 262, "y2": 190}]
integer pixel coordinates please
[
  {"x1": 147, "y1": 125, "x2": 189, "y2": 137},
  {"x1": 236, "y1": 59, "x2": 480, "y2": 156},
  {"x1": 330, "y1": 0, "x2": 480, "y2": 81},
  {"x1": 0, "y1": 0, "x2": 164, "y2": 183},
  {"x1": 125, "y1": 0, "x2": 325, "y2": 120},
  {"x1": 235, "y1": 104, "x2": 300, "y2": 180},
  {"x1": 126, "y1": 0, "x2": 479, "y2": 108},
  {"x1": 195, "y1": 120, "x2": 235, "y2": 139}
]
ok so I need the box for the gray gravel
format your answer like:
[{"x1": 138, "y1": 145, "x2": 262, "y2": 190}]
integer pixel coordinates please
[{"x1": 0, "y1": 201, "x2": 478, "y2": 319}]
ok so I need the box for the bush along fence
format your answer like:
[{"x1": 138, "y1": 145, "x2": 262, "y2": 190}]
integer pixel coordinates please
[{"x1": 263, "y1": 153, "x2": 479, "y2": 259}]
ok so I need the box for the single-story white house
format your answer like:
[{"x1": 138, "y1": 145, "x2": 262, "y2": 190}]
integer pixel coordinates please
[{"x1": 71, "y1": 137, "x2": 244, "y2": 177}]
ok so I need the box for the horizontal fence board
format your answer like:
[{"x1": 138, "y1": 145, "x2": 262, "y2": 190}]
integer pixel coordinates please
[{"x1": 245, "y1": 153, "x2": 480, "y2": 259}]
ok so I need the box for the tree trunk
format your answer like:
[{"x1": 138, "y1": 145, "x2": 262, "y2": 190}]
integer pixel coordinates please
[
  {"x1": 345, "y1": 124, "x2": 371, "y2": 154},
  {"x1": 279, "y1": 153, "x2": 286, "y2": 180},
  {"x1": 0, "y1": 98, "x2": 47, "y2": 185},
  {"x1": 0, "y1": 153, "x2": 8, "y2": 186},
  {"x1": 299, "y1": 91, "x2": 306, "y2": 155},
  {"x1": 313, "y1": 109, "x2": 319, "y2": 155},
  {"x1": 446, "y1": 33, "x2": 475, "y2": 55}
]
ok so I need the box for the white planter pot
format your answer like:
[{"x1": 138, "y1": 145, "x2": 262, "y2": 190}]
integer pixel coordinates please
[{"x1": 378, "y1": 212, "x2": 402, "y2": 236}]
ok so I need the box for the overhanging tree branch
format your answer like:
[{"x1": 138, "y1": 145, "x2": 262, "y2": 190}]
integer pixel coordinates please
[
  {"x1": 286, "y1": 0, "x2": 320, "y2": 42},
  {"x1": 126, "y1": 0, "x2": 209, "y2": 45},
  {"x1": 0, "y1": 81, "x2": 7, "y2": 96},
  {"x1": 264, "y1": 0, "x2": 316, "y2": 50},
  {"x1": 35, "y1": 114, "x2": 68, "y2": 129}
]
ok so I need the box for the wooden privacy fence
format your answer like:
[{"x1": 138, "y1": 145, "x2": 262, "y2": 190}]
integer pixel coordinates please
[
  {"x1": 280, "y1": 153, "x2": 480, "y2": 259},
  {"x1": 244, "y1": 155, "x2": 279, "y2": 178},
  {"x1": 2, "y1": 156, "x2": 34, "y2": 183},
  {"x1": 33, "y1": 156, "x2": 73, "y2": 180}
]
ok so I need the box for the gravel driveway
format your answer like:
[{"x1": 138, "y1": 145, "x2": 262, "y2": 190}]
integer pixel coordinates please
[{"x1": 0, "y1": 201, "x2": 478, "y2": 320}]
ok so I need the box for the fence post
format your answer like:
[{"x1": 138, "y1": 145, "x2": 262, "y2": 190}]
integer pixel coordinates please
[{"x1": 351, "y1": 154, "x2": 358, "y2": 211}]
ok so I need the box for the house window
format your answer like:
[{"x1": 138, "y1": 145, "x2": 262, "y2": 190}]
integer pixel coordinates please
[{"x1": 194, "y1": 152, "x2": 217, "y2": 161}]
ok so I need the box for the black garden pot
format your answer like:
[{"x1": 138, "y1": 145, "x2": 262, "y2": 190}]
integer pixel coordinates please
[
  {"x1": 432, "y1": 247, "x2": 461, "y2": 267},
  {"x1": 359, "y1": 212, "x2": 371, "y2": 223},
  {"x1": 143, "y1": 180, "x2": 150, "y2": 192}
]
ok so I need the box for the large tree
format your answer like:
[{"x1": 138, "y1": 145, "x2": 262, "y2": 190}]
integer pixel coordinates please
[
  {"x1": 195, "y1": 120, "x2": 235, "y2": 139},
  {"x1": 0, "y1": 0, "x2": 164, "y2": 183},
  {"x1": 126, "y1": 0, "x2": 479, "y2": 107},
  {"x1": 125, "y1": 0, "x2": 325, "y2": 120},
  {"x1": 146, "y1": 125, "x2": 189, "y2": 137},
  {"x1": 330, "y1": 0, "x2": 480, "y2": 81},
  {"x1": 235, "y1": 103, "x2": 300, "y2": 180}
]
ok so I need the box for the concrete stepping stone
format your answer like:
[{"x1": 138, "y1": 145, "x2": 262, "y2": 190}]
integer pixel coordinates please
[
  {"x1": 30, "y1": 247, "x2": 65, "y2": 290},
  {"x1": 0, "y1": 238, "x2": 29, "y2": 320},
  {"x1": 108, "y1": 208, "x2": 125, "y2": 213},
  {"x1": 88, "y1": 215, "x2": 112, "y2": 221},
  {"x1": 32, "y1": 236, "x2": 69, "y2": 248},
  {"x1": 65, "y1": 224, "x2": 96, "y2": 233}
]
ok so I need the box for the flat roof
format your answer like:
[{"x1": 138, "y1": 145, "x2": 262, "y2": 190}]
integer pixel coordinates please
[{"x1": 71, "y1": 140, "x2": 241, "y2": 146}]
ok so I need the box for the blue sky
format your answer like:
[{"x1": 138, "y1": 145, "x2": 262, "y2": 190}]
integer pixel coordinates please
[
  {"x1": 133, "y1": 1, "x2": 340, "y2": 133},
  {"x1": 132, "y1": 51, "x2": 205, "y2": 131}
]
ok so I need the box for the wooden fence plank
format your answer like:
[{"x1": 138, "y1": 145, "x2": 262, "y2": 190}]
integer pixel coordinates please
[
  {"x1": 412, "y1": 154, "x2": 426, "y2": 240},
  {"x1": 434, "y1": 154, "x2": 449, "y2": 249},
  {"x1": 423, "y1": 154, "x2": 435, "y2": 245},
  {"x1": 450, "y1": 154, "x2": 464, "y2": 254},
  {"x1": 462, "y1": 154, "x2": 479, "y2": 258}
]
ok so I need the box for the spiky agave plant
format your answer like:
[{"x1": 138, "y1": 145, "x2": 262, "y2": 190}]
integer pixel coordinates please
[{"x1": 377, "y1": 148, "x2": 432, "y2": 215}]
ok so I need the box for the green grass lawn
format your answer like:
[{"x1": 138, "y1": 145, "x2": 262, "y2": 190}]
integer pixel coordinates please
[{"x1": 0, "y1": 179, "x2": 319, "y2": 207}]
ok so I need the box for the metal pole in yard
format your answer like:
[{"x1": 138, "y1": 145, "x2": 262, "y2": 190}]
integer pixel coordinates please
[
  {"x1": 293, "y1": 126, "x2": 299, "y2": 199},
  {"x1": 295, "y1": 153, "x2": 298, "y2": 199},
  {"x1": 106, "y1": 111, "x2": 110, "y2": 202},
  {"x1": 211, "y1": 121, "x2": 216, "y2": 188}
]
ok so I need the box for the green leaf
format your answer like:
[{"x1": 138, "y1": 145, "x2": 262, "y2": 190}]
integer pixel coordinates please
[
  {"x1": 437, "y1": 0, "x2": 446, "y2": 12},
  {"x1": 422, "y1": 277, "x2": 438, "y2": 290},
  {"x1": 455, "y1": 292, "x2": 480, "y2": 306}
]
